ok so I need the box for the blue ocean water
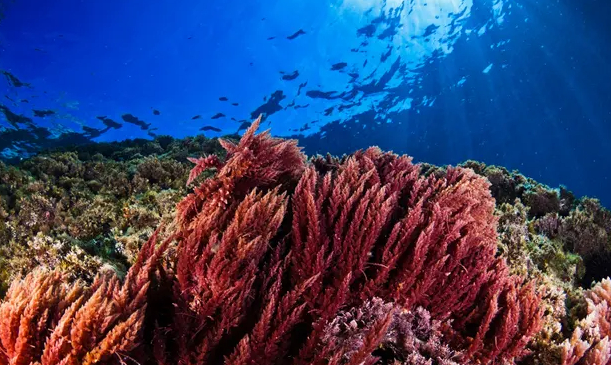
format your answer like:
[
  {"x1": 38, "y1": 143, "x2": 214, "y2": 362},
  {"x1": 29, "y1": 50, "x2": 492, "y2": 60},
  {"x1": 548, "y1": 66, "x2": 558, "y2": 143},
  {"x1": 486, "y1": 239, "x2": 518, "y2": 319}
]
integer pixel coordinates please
[{"x1": 0, "y1": 0, "x2": 610, "y2": 207}]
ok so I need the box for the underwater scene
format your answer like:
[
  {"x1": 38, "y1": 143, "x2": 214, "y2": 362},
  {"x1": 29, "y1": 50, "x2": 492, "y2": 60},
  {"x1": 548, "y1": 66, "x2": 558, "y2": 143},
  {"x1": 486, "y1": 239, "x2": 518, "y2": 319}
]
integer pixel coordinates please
[{"x1": 0, "y1": 0, "x2": 610, "y2": 364}]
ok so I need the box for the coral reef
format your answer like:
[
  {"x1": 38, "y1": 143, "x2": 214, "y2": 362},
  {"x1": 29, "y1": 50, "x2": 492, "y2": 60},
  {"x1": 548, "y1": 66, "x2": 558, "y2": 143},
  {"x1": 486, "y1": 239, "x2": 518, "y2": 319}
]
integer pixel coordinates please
[
  {"x1": 0, "y1": 135, "x2": 227, "y2": 294},
  {"x1": 0, "y1": 231, "x2": 170, "y2": 365},
  {"x1": 561, "y1": 278, "x2": 611, "y2": 364},
  {"x1": 0, "y1": 118, "x2": 544, "y2": 364},
  {"x1": 456, "y1": 160, "x2": 611, "y2": 364},
  {"x1": 0, "y1": 118, "x2": 609, "y2": 364},
  {"x1": 319, "y1": 298, "x2": 463, "y2": 364}
]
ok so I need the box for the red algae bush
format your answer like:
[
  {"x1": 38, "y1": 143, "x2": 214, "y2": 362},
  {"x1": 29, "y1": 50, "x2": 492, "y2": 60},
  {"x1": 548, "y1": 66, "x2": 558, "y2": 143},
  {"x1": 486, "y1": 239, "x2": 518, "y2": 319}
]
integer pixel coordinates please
[{"x1": 0, "y1": 117, "x2": 544, "y2": 365}]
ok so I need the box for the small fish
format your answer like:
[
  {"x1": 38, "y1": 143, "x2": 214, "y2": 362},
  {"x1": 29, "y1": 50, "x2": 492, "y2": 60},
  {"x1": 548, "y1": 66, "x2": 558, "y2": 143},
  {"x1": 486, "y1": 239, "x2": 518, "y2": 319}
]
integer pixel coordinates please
[
  {"x1": 287, "y1": 29, "x2": 306, "y2": 40},
  {"x1": 200, "y1": 126, "x2": 222, "y2": 132},
  {"x1": 82, "y1": 125, "x2": 103, "y2": 137},
  {"x1": 33, "y1": 109, "x2": 55, "y2": 117},
  {"x1": 237, "y1": 121, "x2": 252, "y2": 131},
  {"x1": 97, "y1": 116, "x2": 122, "y2": 129},
  {"x1": 121, "y1": 113, "x2": 150, "y2": 130},
  {"x1": 281, "y1": 70, "x2": 299, "y2": 81},
  {"x1": 192, "y1": 115, "x2": 201, "y2": 120},
  {"x1": 331, "y1": 62, "x2": 347, "y2": 71}
]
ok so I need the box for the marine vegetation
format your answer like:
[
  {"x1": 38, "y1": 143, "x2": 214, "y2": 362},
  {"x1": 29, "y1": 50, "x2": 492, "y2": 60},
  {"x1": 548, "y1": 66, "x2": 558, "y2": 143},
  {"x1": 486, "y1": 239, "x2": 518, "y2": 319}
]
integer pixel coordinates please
[
  {"x1": 0, "y1": 134, "x2": 228, "y2": 294},
  {"x1": 0, "y1": 117, "x2": 610, "y2": 364}
]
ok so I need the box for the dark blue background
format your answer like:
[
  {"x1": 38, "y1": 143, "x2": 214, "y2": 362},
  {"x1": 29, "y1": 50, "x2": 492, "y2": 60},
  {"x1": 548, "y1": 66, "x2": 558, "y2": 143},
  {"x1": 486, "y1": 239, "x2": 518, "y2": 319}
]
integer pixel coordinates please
[{"x1": 1, "y1": 0, "x2": 610, "y2": 207}]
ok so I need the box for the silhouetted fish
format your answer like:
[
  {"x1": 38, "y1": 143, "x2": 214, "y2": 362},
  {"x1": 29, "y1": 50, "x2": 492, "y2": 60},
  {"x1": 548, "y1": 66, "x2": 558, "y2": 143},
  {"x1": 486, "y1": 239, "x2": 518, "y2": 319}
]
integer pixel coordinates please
[
  {"x1": 331, "y1": 62, "x2": 347, "y2": 71},
  {"x1": 2, "y1": 71, "x2": 30, "y2": 88},
  {"x1": 97, "y1": 116, "x2": 122, "y2": 129},
  {"x1": 237, "y1": 121, "x2": 252, "y2": 132},
  {"x1": 33, "y1": 110, "x2": 55, "y2": 117},
  {"x1": 82, "y1": 126, "x2": 104, "y2": 138},
  {"x1": 200, "y1": 126, "x2": 222, "y2": 132},
  {"x1": 287, "y1": 29, "x2": 306, "y2": 40},
  {"x1": 121, "y1": 114, "x2": 150, "y2": 130},
  {"x1": 281, "y1": 70, "x2": 299, "y2": 80}
]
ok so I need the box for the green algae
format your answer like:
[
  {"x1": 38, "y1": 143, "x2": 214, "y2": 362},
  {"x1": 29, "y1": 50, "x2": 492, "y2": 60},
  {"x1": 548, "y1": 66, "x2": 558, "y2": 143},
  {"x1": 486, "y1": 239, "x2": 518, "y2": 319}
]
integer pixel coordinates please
[{"x1": 0, "y1": 134, "x2": 229, "y2": 296}]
